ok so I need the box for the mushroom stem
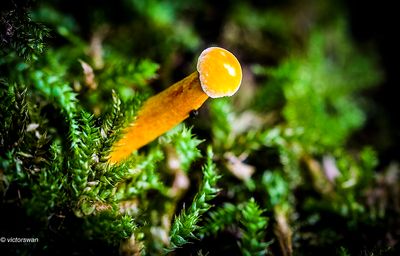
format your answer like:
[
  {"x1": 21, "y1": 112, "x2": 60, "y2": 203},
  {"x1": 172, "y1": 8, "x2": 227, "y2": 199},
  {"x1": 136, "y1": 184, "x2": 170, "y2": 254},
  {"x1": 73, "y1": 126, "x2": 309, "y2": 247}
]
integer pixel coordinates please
[{"x1": 109, "y1": 72, "x2": 208, "y2": 163}]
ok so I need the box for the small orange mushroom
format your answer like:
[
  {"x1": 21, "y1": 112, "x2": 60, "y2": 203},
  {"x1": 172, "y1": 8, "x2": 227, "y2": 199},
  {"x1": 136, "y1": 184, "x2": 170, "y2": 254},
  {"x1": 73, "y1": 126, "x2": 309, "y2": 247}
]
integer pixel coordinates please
[{"x1": 108, "y1": 47, "x2": 242, "y2": 163}]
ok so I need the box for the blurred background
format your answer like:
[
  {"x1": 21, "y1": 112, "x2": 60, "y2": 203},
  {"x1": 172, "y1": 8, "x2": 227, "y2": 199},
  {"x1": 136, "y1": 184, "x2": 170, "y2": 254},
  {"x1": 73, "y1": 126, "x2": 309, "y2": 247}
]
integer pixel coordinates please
[{"x1": 11, "y1": 0, "x2": 396, "y2": 159}]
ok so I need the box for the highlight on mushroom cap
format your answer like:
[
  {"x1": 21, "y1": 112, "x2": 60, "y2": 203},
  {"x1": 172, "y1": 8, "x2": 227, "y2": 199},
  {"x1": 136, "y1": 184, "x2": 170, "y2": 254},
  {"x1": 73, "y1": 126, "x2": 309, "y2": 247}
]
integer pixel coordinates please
[{"x1": 196, "y1": 47, "x2": 242, "y2": 98}]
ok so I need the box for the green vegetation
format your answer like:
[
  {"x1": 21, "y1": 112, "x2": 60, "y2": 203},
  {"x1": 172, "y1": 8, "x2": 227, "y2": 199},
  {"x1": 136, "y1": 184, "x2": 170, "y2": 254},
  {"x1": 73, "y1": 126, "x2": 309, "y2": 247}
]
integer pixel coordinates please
[{"x1": 1, "y1": 0, "x2": 398, "y2": 255}]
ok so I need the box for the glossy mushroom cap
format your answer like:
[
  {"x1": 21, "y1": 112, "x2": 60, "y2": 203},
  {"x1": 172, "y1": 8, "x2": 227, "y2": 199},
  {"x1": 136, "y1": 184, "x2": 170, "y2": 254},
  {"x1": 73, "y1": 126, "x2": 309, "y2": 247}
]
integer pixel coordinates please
[{"x1": 196, "y1": 47, "x2": 242, "y2": 98}]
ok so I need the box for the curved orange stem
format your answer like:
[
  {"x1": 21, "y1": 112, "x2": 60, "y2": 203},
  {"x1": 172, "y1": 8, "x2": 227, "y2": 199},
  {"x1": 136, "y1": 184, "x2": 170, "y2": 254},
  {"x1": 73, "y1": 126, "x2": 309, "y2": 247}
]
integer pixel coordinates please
[{"x1": 109, "y1": 72, "x2": 208, "y2": 163}]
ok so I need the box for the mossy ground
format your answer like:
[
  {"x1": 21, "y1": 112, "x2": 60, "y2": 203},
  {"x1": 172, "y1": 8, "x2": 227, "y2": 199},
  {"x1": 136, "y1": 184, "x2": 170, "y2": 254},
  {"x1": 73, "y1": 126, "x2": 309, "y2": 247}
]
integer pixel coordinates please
[{"x1": 1, "y1": 0, "x2": 399, "y2": 255}]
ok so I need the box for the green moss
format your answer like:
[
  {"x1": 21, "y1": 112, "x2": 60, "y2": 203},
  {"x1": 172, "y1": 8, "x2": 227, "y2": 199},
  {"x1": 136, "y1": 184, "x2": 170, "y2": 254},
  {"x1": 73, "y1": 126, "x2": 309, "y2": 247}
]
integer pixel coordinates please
[{"x1": 0, "y1": 1, "x2": 397, "y2": 255}]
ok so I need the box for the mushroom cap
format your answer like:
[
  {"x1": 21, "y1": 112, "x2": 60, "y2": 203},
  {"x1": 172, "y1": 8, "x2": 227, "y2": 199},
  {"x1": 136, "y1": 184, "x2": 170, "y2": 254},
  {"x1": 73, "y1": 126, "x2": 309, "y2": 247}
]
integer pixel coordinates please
[{"x1": 196, "y1": 47, "x2": 242, "y2": 98}]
